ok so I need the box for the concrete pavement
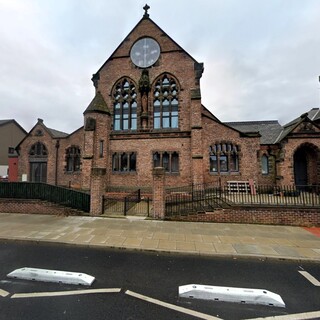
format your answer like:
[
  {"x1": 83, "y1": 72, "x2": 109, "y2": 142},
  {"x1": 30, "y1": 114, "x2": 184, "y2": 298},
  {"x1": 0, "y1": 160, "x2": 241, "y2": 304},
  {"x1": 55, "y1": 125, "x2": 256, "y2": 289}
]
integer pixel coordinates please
[{"x1": 0, "y1": 212, "x2": 319, "y2": 261}]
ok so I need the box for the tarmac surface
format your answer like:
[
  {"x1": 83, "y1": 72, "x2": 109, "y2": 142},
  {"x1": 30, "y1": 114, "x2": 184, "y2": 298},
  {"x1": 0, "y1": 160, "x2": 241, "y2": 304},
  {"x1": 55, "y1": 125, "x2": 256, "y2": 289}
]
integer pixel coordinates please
[{"x1": 0, "y1": 212, "x2": 319, "y2": 262}]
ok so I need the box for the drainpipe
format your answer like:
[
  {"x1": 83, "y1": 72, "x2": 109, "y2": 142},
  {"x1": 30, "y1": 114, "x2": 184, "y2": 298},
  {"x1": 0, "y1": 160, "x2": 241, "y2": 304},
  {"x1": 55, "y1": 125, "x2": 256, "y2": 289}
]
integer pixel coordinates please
[{"x1": 55, "y1": 140, "x2": 60, "y2": 186}]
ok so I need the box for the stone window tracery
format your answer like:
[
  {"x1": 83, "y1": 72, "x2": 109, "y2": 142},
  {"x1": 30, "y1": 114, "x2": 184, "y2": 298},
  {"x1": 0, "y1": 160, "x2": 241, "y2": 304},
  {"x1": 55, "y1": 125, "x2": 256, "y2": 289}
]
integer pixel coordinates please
[
  {"x1": 113, "y1": 78, "x2": 137, "y2": 131},
  {"x1": 153, "y1": 74, "x2": 179, "y2": 129}
]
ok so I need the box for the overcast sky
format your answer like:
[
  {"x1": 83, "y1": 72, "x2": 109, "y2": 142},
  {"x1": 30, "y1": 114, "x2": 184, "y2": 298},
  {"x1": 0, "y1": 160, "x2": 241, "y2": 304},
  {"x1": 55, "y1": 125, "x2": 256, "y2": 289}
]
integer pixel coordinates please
[{"x1": 1, "y1": 0, "x2": 320, "y2": 133}]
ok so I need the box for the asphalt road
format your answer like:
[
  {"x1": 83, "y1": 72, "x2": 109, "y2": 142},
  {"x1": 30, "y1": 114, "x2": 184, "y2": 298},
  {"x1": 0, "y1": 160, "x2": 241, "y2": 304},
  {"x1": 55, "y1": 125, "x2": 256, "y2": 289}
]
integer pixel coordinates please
[{"x1": 0, "y1": 240, "x2": 319, "y2": 320}]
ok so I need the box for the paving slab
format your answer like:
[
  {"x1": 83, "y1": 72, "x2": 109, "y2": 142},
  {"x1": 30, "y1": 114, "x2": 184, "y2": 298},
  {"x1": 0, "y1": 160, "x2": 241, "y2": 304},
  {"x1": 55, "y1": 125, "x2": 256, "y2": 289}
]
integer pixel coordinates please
[
  {"x1": 105, "y1": 236, "x2": 126, "y2": 246},
  {"x1": 158, "y1": 239, "x2": 177, "y2": 250},
  {"x1": 213, "y1": 243, "x2": 237, "y2": 255},
  {"x1": 234, "y1": 244, "x2": 278, "y2": 256},
  {"x1": 123, "y1": 237, "x2": 143, "y2": 248},
  {"x1": 140, "y1": 239, "x2": 159, "y2": 250},
  {"x1": 153, "y1": 232, "x2": 170, "y2": 240},
  {"x1": 194, "y1": 242, "x2": 216, "y2": 253},
  {"x1": 0, "y1": 213, "x2": 319, "y2": 261},
  {"x1": 176, "y1": 241, "x2": 196, "y2": 252}
]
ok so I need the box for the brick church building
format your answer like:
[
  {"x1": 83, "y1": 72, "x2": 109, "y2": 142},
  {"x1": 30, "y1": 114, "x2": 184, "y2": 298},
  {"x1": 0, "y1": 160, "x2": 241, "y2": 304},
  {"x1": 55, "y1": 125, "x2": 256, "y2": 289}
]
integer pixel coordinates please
[{"x1": 15, "y1": 6, "x2": 320, "y2": 212}]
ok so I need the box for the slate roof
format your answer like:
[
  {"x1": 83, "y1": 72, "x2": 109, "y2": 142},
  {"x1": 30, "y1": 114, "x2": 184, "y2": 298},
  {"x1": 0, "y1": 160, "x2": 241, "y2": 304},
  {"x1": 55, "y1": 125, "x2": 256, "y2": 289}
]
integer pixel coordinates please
[
  {"x1": 307, "y1": 108, "x2": 320, "y2": 121},
  {"x1": 46, "y1": 128, "x2": 69, "y2": 138},
  {"x1": 84, "y1": 91, "x2": 110, "y2": 115},
  {"x1": 0, "y1": 120, "x2": 12, "y2": 126},
  {"x1": 225, "y1": 108, "x2": 320, "y2": 144},
  {"x1": 224, "y1": 120, "x2": 282, "y2": 144},
  {"x1": 274, "y1": 108, "x2": 320, "y2": 143}
]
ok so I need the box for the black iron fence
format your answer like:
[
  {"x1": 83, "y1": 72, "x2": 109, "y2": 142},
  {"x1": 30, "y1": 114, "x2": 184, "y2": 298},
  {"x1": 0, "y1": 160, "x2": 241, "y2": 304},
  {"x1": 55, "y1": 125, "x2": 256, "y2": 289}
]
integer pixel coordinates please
[
  {"x1": 103, "y1": 189, "x2": 151, "y2": 216},
  {"x1": 227, "y1": 184, "x2": 320, "y2": 207},
  {"x1": 165, "y1": 183, "x2": 229, "y2": 216},
  {"x1": 165, "y1": 183, "x2": 320, "y2": 216},
  {"x1": 0, "y1": 182, "x2": 90, "y2": 212}
]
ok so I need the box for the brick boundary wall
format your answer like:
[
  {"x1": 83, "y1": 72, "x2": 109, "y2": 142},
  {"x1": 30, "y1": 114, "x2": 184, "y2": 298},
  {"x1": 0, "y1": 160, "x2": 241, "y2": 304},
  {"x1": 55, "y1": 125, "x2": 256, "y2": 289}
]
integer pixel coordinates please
[
  {"x1": 0, "y1": 199, "x2": 86, "y2": 216},
  {"x1": 0, "y1": 199, "x2": 318, "y2": 227},
  {"x1": 165, "y1": 206, "x2": 320, "y2": 227}
]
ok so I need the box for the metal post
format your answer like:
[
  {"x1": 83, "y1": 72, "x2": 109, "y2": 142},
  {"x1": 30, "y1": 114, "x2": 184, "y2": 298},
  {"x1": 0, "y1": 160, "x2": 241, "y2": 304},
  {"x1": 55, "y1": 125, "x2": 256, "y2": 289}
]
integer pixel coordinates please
[{"x1": 124, "y1": 197, "x2": 127, "y2": 216}]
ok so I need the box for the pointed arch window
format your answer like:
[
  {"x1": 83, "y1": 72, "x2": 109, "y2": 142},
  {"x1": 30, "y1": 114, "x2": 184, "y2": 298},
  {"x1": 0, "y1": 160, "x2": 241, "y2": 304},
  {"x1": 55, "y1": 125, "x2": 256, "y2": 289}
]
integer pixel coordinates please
[
  {"x1": 153, "y1": 74, "x2": 179, "y2": 129},
  {"x1": 113, "y1": 78, "x2": 137, "y2": 131},
  {"x1": 29, "y1": 142, "x2": 48, "y2": 157}
]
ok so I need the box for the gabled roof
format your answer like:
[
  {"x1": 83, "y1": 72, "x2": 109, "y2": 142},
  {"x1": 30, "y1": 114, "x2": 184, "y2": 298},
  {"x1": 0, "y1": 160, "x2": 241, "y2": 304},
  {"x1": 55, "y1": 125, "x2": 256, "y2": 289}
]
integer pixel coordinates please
[
  {"x1": 93, "y1": 11, "x2": 201, "y2": 77},
  {"x1": 0, "y1": 119, "x2": 27, "y2": 134},
  {"x1": 201, "y1": 105, "x2": 221, "y2": 122},
  {"x1": 274, "y1": 108, "x2": 320, "y2": 143},
  {"x1": 225, "y1": 120, "x2": 282, "y2": 144},
  {"x1": 15, "y1": 119, "x2": 69, "y2": 151},
  {"x1": 84, "y1": 91, "x2": 110, "y2": 115},
  {"x1": 46, "y1": 127, "x2": 69, "y2": 138},
  {"x1": 0, "y1": 119, "x2": 12, "y2": 126},
  {"x1": 307, "y1": 108, "x2": 320, "y2": 121}
]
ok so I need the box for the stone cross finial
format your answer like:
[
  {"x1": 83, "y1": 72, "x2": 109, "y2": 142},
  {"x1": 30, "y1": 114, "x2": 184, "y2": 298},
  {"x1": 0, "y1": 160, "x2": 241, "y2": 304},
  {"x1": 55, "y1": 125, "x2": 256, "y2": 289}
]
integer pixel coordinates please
[{"x1": 143, "y1": 4, "x2": 150, "y2": 18}]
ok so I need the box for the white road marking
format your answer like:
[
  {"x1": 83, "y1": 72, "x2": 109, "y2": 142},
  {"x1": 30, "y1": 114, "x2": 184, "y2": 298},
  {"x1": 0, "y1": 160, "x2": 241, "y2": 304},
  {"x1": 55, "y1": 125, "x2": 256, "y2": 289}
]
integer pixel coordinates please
[
  {"x1": 11, "y1": 288, "x2": 121, "y2": 299},
  {"x1": 299, "y1": 271, "x2": 320, "y2": 286},
  {"x1": 247, "y1": 310, "x2": 320, "y2": 320},
  {"x1": 125, "y1": 290, "x2": 220, "y2": 320},
  {"x1": 0, "y1": 289, "x2": 10, "y2": 297}
]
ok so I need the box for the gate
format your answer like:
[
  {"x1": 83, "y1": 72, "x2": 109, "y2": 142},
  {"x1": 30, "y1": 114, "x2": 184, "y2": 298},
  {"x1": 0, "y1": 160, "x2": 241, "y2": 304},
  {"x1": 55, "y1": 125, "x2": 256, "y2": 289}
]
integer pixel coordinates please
[{"x1": 103, "y1": 189, "x2": 151, "y2": 216}]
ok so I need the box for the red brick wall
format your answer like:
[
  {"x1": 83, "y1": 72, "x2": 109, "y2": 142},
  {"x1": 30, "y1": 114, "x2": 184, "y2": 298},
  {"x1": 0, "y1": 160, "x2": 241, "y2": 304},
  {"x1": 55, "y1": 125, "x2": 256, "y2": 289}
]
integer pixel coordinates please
[
  {"x1": 18, "y1": 123, "x2": 57, "y2": 185},
  {"x1": 97, "y1": 18, "x2": 198, "y2": 131},
  {"x1": 57, "y1": 128, "x2": 84, "y2": 188},
  {"x1": 202, "y1": 118, "x2": 261, "y2": 186},
  {"x1": 109, "y1": 136, "x2": 192, "y2": 188},
  {"x1": 278, "y1": 138, "x2": 320, "y2": 185},
  {"x1": 257, "y1": 147, "x2": 277, "y2": 186},
  {"x1": 166, "y1": 206, "x2": 320, "y2": 227},
  {"x1": 93, "y1": 17, "x2": 201, "y2": 189},
  {"x1": 0, "y1": 199, "x2": 85, "y2": 216},
  {"x1": 18, "y1": 123, "x2": 84, "y2": 189}
]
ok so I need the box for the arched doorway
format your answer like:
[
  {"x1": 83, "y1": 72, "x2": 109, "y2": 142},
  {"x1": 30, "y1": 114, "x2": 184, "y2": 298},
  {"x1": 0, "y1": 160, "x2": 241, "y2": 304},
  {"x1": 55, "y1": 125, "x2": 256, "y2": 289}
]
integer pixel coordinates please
[
  {"x1": 293, "y1": 143, "x2": 319, "y2": 187},
  {"x1": 29, "y1": 142, "x2": 48, "y2": 183}
]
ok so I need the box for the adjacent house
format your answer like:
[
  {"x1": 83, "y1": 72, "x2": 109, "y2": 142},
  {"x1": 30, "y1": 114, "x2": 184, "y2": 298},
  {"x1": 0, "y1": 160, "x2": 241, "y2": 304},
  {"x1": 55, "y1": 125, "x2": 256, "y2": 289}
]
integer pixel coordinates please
[{"x1": 0, "y1": 120, "x2": 27, "y2": 181}]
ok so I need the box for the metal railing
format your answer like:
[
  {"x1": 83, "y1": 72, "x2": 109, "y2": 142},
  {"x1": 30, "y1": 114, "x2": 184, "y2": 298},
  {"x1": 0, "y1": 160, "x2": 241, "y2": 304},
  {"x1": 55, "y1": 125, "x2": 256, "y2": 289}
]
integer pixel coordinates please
[
  {"x1": 165, "y1": 183, "x2": 320, "y2": 216},
  {"x1": 0, "y1": 182, "x2": 90, "y2": 212}
]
